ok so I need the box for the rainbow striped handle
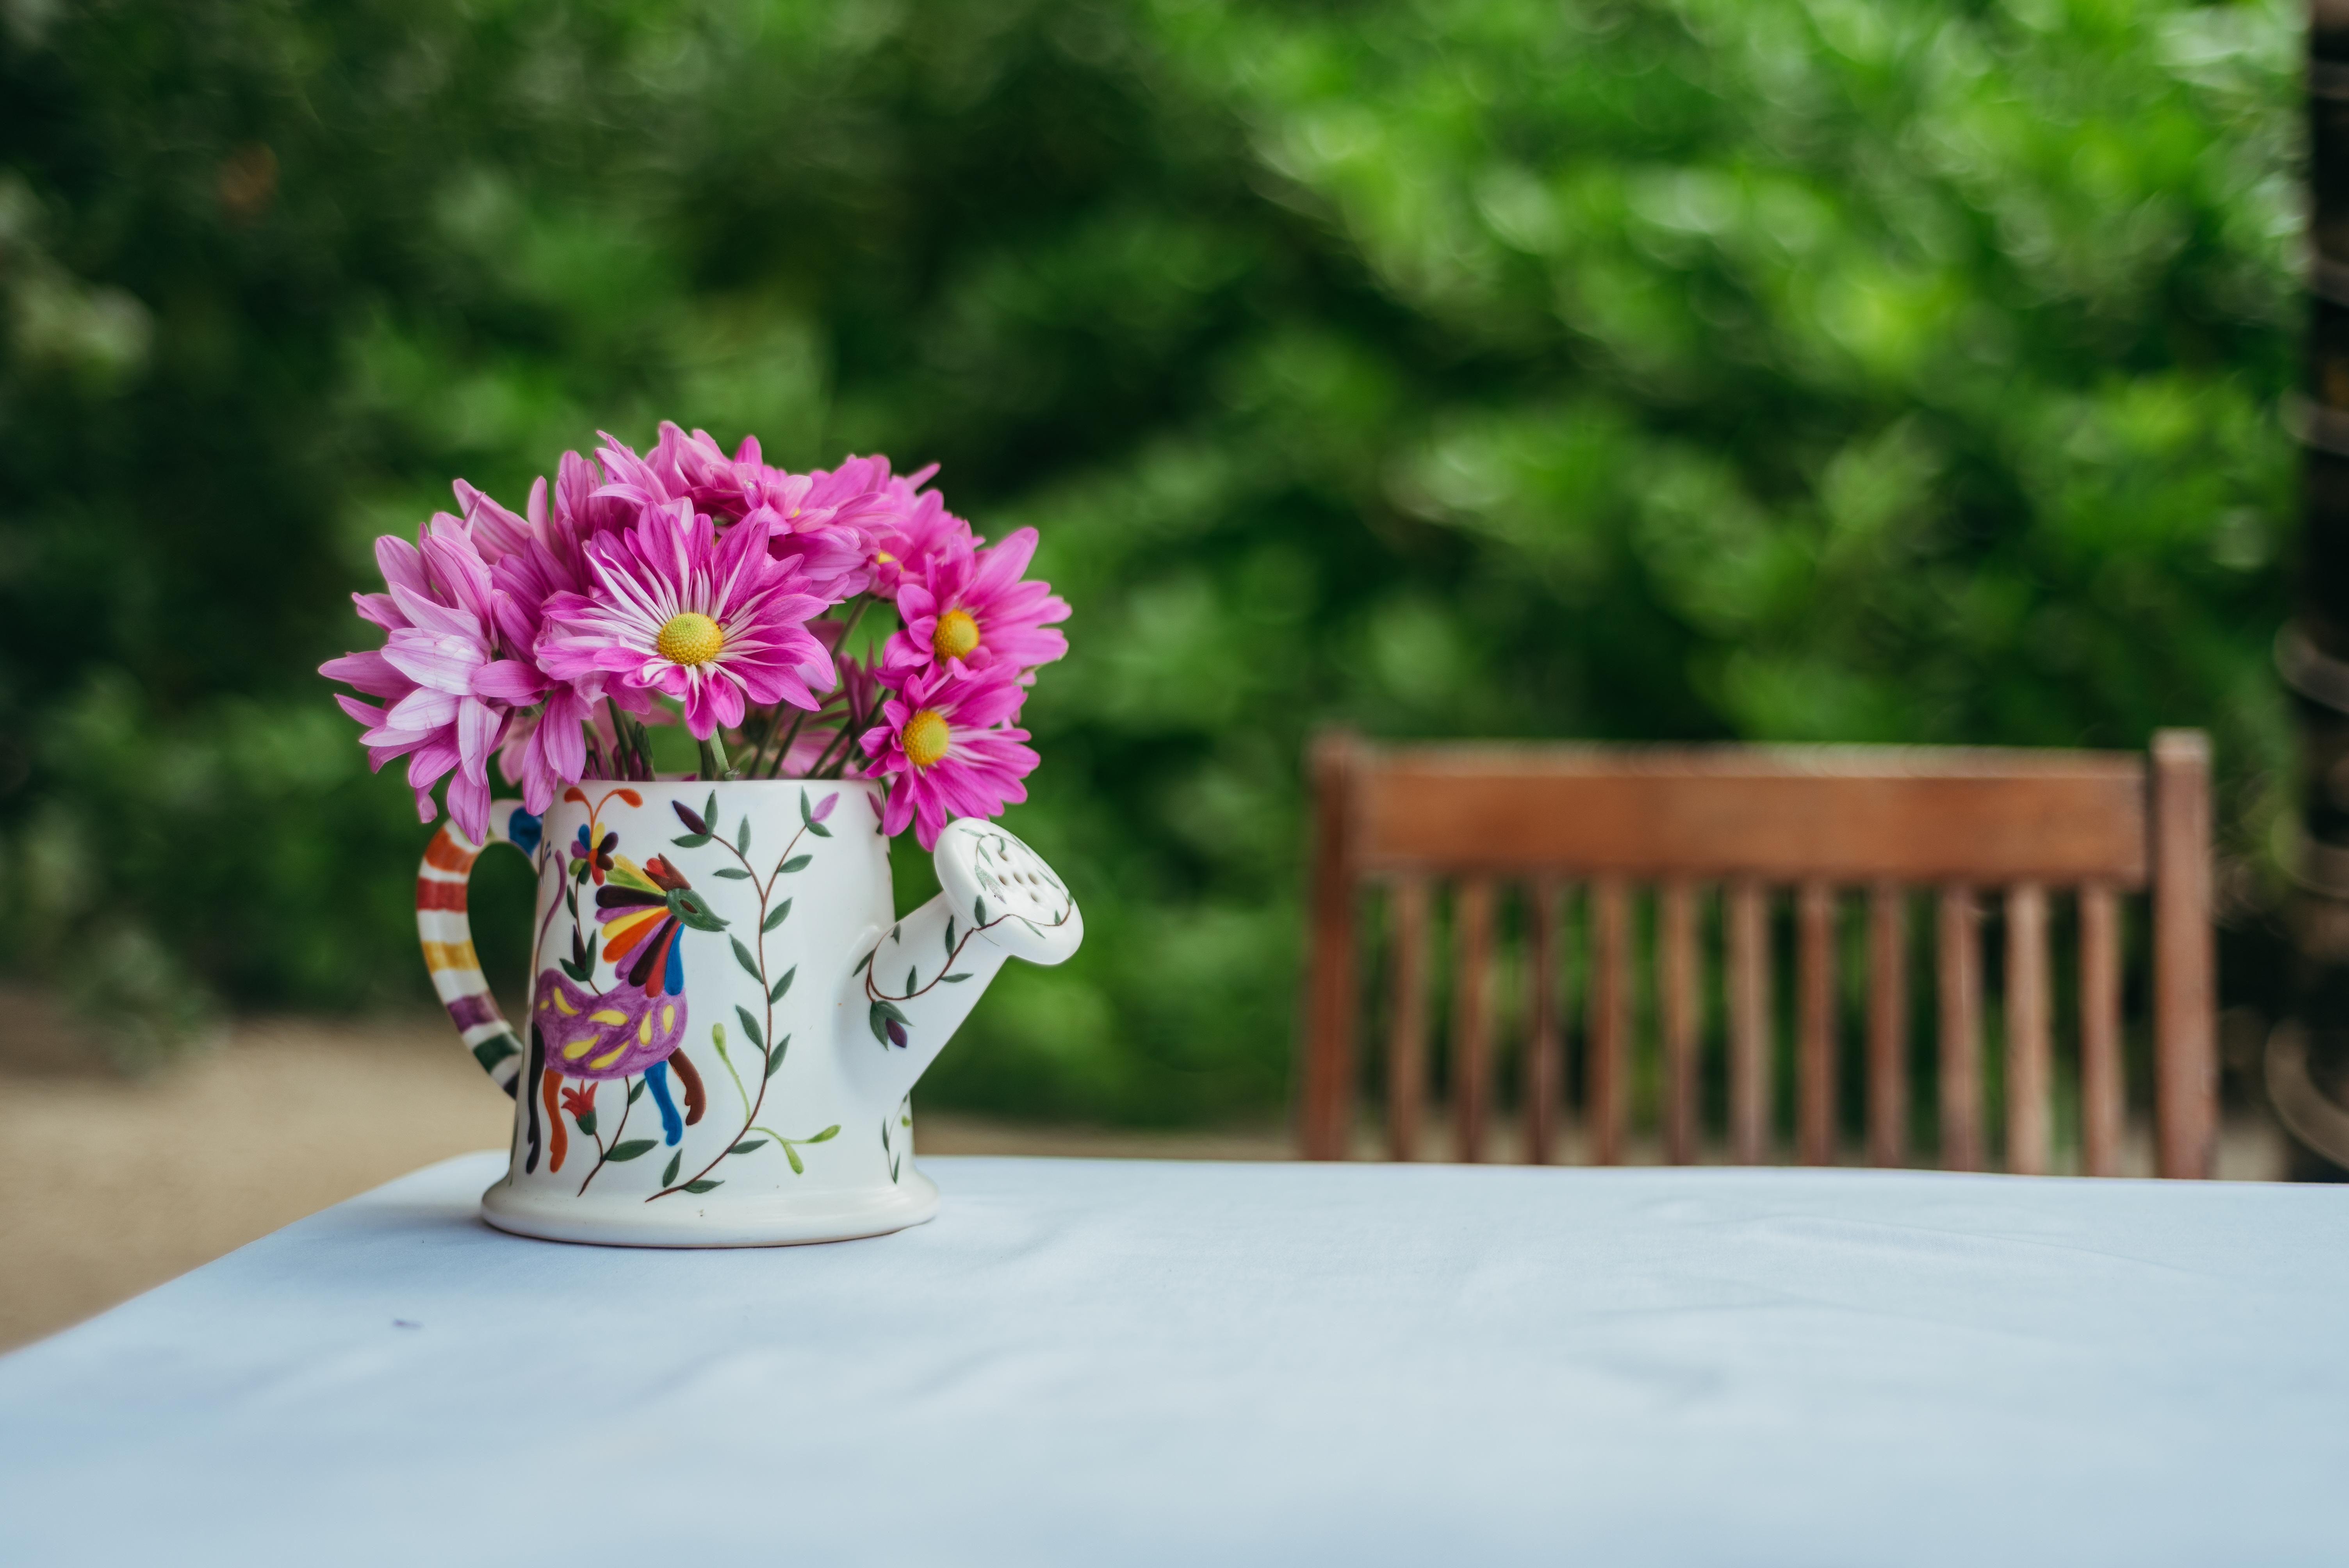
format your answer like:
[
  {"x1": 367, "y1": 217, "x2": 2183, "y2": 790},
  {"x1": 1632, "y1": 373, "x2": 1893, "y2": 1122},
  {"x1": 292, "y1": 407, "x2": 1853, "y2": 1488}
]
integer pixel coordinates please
[{"x1": 416, "y1": 801, "x2": 543, "y2": 1098}]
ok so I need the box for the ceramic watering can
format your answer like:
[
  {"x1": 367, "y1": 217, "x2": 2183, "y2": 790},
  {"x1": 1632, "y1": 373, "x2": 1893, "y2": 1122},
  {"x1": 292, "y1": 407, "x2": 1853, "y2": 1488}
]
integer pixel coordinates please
[{"x1": 417, "y1": 778, "x2": 1081, "y2": 1246}]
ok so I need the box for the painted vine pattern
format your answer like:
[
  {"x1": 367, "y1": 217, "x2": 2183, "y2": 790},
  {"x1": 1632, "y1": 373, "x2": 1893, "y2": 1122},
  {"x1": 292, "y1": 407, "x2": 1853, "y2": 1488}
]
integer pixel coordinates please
[
  {"x1": 859, "y1": 827, "x2": 1074, "y2": 1050},
  {"x1": 528, "y1": 785, "x2": 842, "y2": 1201}
]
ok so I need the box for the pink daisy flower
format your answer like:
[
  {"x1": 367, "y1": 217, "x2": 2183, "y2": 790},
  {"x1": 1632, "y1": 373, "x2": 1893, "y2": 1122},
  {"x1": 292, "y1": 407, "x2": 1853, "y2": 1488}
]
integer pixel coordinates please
[
  {"x1": 469, "y1": 453, "x2": 640, "y2": 807},
  {"x1": 879, "y1": 525, "x2": 1068, "y2": 686},
  {"x1": 713, "y1": 443, "x2": 914, "y2": 602},
  {"x1": 760, "y1": 452, "x2": 901, "y2": 599},
  {"x1": 602, "y1": 424, "x2": 902, "y2": 600},
  {"x1": 866, "y1": 475, "x2": 973, "y2": 600},
  {"x1": 449, "y1": 472, "x2": 541, "y2": 567},
  {"x1": 536, "y1": 498, "x2": 836, "y2": 740},
  {"x1": 321, "y1": 513, "x2": 538, "y2": 841},
  {"x1": 860, "y1": 664, "x2": 1038, "y2": 849}
]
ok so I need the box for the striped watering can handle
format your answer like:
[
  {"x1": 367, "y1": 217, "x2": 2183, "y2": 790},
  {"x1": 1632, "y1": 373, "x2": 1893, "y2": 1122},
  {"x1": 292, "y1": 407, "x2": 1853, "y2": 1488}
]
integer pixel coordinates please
[{"x1": 415, "y1": 802, "x2": 543, "y2": 1098}]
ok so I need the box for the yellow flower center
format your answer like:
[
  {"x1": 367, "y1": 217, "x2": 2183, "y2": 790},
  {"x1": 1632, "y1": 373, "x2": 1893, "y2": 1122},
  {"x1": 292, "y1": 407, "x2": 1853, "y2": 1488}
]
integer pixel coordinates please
[
  {"x1": 903, "y1": 708, "x2": 950, "y2": 768},
  {"x1": 654, "y1": 611, "x2": 724, "y2": 666},
  {"x1": 932, "y1": 608, "x2": 980, "y2": 662}
]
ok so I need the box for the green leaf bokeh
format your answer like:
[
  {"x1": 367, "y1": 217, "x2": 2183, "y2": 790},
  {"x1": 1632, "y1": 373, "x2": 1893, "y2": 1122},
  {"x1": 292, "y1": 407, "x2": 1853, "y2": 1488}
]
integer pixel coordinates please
[{"x1": 0, "y1": 0, "x2": 2298, "y2": 1109}]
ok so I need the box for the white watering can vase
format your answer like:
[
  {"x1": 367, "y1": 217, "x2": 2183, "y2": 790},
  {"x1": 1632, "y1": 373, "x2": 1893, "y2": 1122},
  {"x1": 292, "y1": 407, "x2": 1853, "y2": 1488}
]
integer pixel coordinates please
[{"x1": 416, "y1": 778, "x2": 1082, "y2": 1246}]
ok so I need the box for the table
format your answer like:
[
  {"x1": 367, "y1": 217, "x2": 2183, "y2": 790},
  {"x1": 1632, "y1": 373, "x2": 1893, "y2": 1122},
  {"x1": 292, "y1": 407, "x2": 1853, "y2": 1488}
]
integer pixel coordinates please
[{"x1": 3, "y1": 1154, "x2": 2345, "y2": 1566}]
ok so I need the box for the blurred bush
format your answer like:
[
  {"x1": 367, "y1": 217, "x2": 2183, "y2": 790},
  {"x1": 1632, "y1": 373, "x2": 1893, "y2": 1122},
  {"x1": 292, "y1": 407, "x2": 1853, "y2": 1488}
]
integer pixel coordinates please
[{"x1": 0, "y1": 0, "x2": 2299, "y2": 1109}]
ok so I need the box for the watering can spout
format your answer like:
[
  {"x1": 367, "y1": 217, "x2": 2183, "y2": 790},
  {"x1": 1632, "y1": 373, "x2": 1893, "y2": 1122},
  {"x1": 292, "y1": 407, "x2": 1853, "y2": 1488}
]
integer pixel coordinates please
[{"x1": 839, "y1": 819, "x2": 1082, "y2": 1110}]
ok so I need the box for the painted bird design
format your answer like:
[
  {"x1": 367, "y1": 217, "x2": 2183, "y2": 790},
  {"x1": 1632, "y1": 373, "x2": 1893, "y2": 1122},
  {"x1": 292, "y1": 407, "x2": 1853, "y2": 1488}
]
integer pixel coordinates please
[{"x1": 526, "y1": 853, "x2": 729, "y2": 1174}]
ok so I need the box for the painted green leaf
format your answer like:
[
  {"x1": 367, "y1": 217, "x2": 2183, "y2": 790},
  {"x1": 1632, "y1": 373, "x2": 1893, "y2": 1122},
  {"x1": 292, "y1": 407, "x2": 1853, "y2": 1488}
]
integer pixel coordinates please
[
  {"x1": 712, "y1": 866, "x2": 752, "y2": 880},
  {"x1": 769, "y1": 966, "x2": 796, "y2": 1003},
  {"x1": 683, "y1": 1179, "x2": 722, "y2": 1194},
  {"x1": 713, "y1": 1021, "x2": 728, "y2": 1050},
  {"x1": 670, "y1": 833, "x2": 712, "y2": 849},
  {"x1": 731, "y1": 1137, "x2": 768, "y2": 1155},
  {"x1": 807, "y1": 820, "x2": 832, "y2": 838},
  {"x1": 764, "y1": 1038, "x2": 788, "y2": 1079},
  {"x1": 762, "y1": 898, "x2": 792, "y2": 932},
  {"x1": 702, "y1": 791, "x2": 718, "y2": 831},
  {"x1": 606, "y1": 1139, "x2": 656, "y2": 1162},
  {"x1": 627, "y1": 1080, "x2": 646, "y2": 1105},
  {"x1": 557, "y1": 953, "x2": 590, "y2": 982},
  {"x1": 736, "y1": 817, "x2": 751, "y2": 854},
  {"x1": 906, "y1": 966, "x2": 918, "y2": 994},
  {"x1": 853, "y1": 947, "x2": 874, "y2": 975},
  {"x1": 779, "y1": 854, "x2": 812, "y2": 874},
  {"x1": 973, "y1": 896, "x2": 988, "y2": 925},
  {"x1": 809, "y1": 1124, "x2": 839, "y2": 1143},
  {"x1": 875, "y1": 1000, "x2": 909, "y2": 1025},
  {"x1": 671, "y1": 888, "x2": 729, "y2": 932},
  {"x1": 661, "y1": 1152, "x2": 682, "y2": 1187},
  {"x1": 944, "y1": 917, "x2": 957, "y2": 955},
  {"x1": 731, "y1": 937, "x2": 761, "y2": 980},
  {"x1": 734, "y1": 1006, "x2": 763, "y2": 1049},
  {"x1": 941, "y1": 972, "x2": 971, "y2": 983},
  {"x1": 785, "y1": 1144, "x2": 804, "y2": 1175}
]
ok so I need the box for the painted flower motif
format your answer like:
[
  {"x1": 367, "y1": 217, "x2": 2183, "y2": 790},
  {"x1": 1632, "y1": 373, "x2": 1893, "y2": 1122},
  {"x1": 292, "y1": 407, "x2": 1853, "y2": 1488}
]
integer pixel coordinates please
[
  {"x1": 570, "y1": 824, "x2": 617, "y2": 884},
  {"x1": 536, "y1": 500, "x2": 836, "y2": 739},
  {"x1": 860, "y1": 664, "x2": 1038, "y2": 850},
  {"x1": 879, "y1": 525, "x2": 1068, "y2": 686},
  {"x1": 320, "y1": 513, "x2": 540, "y2": 842},
  {"x1": 560, "y1": 1081, "x2": 597, "y2": 1121}
]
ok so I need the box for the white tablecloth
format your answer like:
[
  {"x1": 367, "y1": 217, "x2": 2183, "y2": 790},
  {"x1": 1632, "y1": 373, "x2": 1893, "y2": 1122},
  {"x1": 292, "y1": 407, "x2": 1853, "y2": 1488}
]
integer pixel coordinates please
[{"x1": 3, "y1": 1153, "x2": 2345, "y2": 1566}]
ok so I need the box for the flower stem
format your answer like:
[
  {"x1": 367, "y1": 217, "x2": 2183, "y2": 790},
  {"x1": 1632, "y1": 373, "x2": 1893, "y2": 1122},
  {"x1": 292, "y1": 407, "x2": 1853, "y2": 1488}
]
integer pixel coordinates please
[
  {"x1": 820, "y1": 718, "x2": 868, "y2": 780},
  {"x1": 834, "y1": 594, "x2": 872, "y2": 657},
  {"x1": 603, "y1": 697, "x2": 628, "y2": 775},
  {"x1": 605, "y1": 697, "x2": 652, "y2": 780},
  {"x1": 802, "y1": 725, "x2": 849, "y2": 780},
  {"x1": 765, "y1": 705, "x2": 810, "y2": 779},
  {"x1": 739, "y1": 709, "x2": 775, "y2": 779},
  {"x1": 698, "y1": 731, "x2": 734, "y2": 782}
]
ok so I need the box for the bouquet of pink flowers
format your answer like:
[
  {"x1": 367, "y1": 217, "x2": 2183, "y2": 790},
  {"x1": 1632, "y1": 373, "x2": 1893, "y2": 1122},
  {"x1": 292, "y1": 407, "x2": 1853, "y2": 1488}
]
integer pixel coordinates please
[{"x1": 321, "y1": 424, "x2": 1067, "y2": 849}]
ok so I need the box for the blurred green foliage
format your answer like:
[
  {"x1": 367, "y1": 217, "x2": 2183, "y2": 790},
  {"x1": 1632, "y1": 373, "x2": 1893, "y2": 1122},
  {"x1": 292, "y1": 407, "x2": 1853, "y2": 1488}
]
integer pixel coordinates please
[{"x1": 0, "y1": 0, "x2": 2299, "y2": 1111}]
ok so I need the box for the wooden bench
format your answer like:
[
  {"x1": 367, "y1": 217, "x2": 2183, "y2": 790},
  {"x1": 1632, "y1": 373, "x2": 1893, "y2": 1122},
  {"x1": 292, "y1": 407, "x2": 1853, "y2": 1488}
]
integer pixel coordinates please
[{"x1": 1299, "y1": 734, "x2": 2216, "y2": 1176}]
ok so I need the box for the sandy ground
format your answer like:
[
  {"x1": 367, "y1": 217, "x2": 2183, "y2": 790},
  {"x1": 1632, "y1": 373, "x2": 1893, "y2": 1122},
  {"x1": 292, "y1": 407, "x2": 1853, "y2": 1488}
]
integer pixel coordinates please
[{"x1": 0, "y1": 1008, "x2": 2291, "y2": 1354}]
